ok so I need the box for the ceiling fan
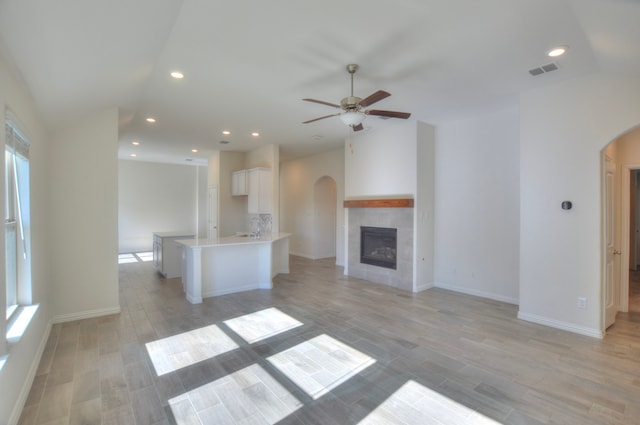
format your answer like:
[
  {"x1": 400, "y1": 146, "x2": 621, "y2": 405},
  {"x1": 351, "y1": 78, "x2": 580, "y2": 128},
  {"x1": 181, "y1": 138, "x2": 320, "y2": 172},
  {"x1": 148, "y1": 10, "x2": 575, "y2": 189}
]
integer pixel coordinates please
[{"x1": 302, "y1": 64, "x2": 411, "y2": 131}]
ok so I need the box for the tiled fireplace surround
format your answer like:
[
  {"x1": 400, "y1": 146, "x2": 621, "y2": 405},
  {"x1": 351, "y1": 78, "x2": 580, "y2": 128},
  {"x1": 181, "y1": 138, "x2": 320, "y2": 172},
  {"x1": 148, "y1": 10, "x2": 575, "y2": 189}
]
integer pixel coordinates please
[{"x1": 347, "y1": 207, "x2": 414, "y2": 291}]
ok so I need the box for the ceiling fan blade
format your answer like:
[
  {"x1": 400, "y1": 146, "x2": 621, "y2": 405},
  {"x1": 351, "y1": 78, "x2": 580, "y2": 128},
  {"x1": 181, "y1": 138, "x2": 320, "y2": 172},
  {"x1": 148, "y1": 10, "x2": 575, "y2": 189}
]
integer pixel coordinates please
[
  {"x1": 366, "y1": 109, "x2": 411, "y2": 119},
  {"x1": 302, "y1": 98, "x2": 341, "y2": 108},
  {"x1": 352, "y1": 123, "x2": 364, "y2": 131},
  {"x1": 302, "y1": 113, "x2": 340, "y2": 124},
  {"x1": 359, "y1": 90, "x2": 391, "y2": 107}
]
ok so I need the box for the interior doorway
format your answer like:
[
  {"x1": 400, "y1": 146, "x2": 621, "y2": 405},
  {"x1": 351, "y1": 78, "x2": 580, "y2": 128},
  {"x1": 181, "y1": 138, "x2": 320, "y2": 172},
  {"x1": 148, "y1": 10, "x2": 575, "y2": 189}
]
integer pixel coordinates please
[
  {"x1": 626, "y1": 169, "x2": 640, "y2": 314},
  {"x1": 631, "y1": 170, "x2": 640, "y2": 314},
  {"x1": 313, "y1": 176, "x2": 337, "y2": 259},
  {"x1": 604, "y1": 125, "x2": 640, "y2": 332}
]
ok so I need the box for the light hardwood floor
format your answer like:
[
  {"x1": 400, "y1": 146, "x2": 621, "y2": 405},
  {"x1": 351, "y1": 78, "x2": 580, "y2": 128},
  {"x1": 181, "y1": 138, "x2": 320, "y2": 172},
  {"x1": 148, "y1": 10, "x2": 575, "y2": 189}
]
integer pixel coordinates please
[{"x1": 18, "y1": 256, "x2": 640, "y2": 424}]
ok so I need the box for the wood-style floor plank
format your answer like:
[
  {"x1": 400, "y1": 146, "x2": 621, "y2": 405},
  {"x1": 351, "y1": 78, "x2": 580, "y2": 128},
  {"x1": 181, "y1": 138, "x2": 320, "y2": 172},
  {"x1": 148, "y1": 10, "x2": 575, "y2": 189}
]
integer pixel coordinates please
[{"x1": 17, "y1": 256, "x2": 640, "y2": 424}]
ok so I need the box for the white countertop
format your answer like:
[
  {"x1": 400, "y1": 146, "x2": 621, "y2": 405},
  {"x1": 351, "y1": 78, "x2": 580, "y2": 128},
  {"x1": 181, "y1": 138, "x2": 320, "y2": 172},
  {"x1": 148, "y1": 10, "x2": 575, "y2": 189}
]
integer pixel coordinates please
[
  {"x1": 153, "y1": 231, "x2": 195, "y2": 238},
  {"x1": 176, "y1": 232, "x2": 291, "y2": 249}
]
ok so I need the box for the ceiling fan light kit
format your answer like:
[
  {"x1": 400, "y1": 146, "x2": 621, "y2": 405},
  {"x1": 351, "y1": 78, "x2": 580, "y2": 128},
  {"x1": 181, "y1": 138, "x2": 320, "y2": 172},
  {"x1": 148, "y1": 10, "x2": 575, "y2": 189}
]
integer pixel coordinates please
[
  {"x1": 303, "y1": 64, "x2": 411, "y2": 131},
  {"x1": 340, "y1": 111, "x2": 366, "y2": 126}
]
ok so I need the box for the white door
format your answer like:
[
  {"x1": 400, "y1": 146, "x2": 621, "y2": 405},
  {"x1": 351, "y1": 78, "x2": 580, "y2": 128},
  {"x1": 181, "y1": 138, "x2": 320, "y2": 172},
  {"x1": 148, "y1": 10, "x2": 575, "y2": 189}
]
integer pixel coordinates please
[
  {"x1": 208, "y1": 185, "x2": 218, "y2": 239},
  {"x1": 604, "y1": 156, "x2": 619, "y2": 328}
]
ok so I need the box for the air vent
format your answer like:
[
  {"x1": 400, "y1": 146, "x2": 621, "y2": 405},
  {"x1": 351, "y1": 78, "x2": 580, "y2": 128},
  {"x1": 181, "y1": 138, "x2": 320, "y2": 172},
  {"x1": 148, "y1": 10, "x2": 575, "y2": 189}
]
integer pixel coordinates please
[
  {"x1": 219, "y1": 140, "x2": 230, "y2": 144},
  {"x1": 529, "y1": 62, "x2": 559, "y2": 77}
]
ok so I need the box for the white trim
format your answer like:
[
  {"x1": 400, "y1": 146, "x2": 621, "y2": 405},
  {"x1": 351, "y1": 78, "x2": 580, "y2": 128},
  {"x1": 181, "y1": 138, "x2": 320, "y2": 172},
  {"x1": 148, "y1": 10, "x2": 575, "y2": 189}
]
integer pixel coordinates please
[
  {"x1": 414, "y1": 281, "x2": 433, "y2": 293},
  {"x1": 289, "y1": 251, "x2": 318, "y2": 260},
  {"x1": 202, "y1": 283, "x2": 270, "y2": 298},
  {"x1": 186, "y1": 293, "x2": 202, "y2": 304},
  {"x1": 434, "y1": 281, "x2": 519, "y2": 305},
  {"x1": 52, "y1": 307, "x2": 121, "y2": 324},
  {"x1": 517, "y1": 311, "x2": 604, "y2": 339},
  {"x1": 7, "y1": 319, "x2": 52, "y2": 425}
]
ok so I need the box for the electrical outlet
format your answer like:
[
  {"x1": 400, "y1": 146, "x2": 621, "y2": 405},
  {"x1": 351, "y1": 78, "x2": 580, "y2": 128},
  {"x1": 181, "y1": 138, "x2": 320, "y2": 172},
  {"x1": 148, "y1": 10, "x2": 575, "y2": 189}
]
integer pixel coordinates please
[{"x1": 577, "y1": 297, "x2": 587, "y2": 309}]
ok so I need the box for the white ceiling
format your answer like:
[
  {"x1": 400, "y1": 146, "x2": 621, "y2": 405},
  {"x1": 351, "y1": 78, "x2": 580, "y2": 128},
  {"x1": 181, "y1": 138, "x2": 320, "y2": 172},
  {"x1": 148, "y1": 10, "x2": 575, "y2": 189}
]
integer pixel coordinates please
[{"x1": 1, "y1": 0, "x2": 639, "y2": 165}]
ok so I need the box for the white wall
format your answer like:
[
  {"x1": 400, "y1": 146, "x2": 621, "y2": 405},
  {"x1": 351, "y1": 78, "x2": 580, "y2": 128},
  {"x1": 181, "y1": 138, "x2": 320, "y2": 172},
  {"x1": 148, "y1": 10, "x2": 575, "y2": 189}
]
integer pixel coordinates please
[
  {"x1": 280, "y1": 148, "x2": 345, "y2": 265},
  {"x1": 50, "y1": 108, "x2": 120, "y2": 320},
  {"x1": 415, "y1": 121, "x2": 436, "y2": 292},
  {"x1": 434, "y1": 107, "x2": 520, "y2": 303},
  {"x1": 343, "y1": 120, "x2": 435, "y2": 286},
  {"x1": 314, "y1": 177, "x2": 337, "y2": 259},
  {"x1": 0, "y1": 50, "x2": 52, "y2": 424},
  {"x1": 196, "y1": 164, "x2": 208, "y2": 238},
  {"x1": 616, "y1": 128, "x2": 640, "y2": 160},
  {"x1": 519, "y1": 73, "x2": 640, "y2": 337},
  {"x1": 118, "y1": 160, "x2": 205, "y2": 252},
  {"x1": 345, "y1": 120, "x2": 416, "y2": 198}
]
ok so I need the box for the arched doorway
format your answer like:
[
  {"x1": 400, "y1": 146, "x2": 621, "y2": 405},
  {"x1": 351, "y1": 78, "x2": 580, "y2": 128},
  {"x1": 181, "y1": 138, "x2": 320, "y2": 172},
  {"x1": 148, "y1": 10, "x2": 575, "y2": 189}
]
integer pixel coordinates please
[
  {"x1": 313, "y1": 176, "x2": 337, "y2": 259},
  {"x1": 601, "y1": 125, "x2": 640, "y2": 331}
]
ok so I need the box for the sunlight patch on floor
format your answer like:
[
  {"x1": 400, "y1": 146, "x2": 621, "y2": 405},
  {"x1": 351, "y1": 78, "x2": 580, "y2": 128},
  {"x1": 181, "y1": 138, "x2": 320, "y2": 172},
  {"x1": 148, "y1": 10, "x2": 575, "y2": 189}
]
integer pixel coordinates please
[
  {"x1": 169, "y1": 363, "x2": 302, "y2": 424},
  {"x1": 118, "y1": 252, "x2": 154, "y2": 263},
  {"x1": 224, "y1": 307, "x2": 303, "y2": 344},
  {"x1": 135, "y1": 251, "x2": 153, "y2": 262},
  {"x1": 267, "y1": 334, "x2": 375, "y2": 400},
  {"x1": 358, "y1": 380, "x2": 502, "y2": 425},
  {"x1": 146, "y1": 324, "x2": 239, "y2": 376},
  {"x1": 117, "y1": 253, "x2": 138, "y2": 264}
]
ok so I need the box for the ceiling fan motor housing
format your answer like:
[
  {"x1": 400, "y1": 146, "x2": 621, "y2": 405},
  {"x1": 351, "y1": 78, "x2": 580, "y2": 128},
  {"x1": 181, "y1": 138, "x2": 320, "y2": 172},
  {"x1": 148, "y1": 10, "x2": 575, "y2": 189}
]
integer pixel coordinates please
[{"x1": 341, "y1": 96, "x2": 362, "y2": 111}]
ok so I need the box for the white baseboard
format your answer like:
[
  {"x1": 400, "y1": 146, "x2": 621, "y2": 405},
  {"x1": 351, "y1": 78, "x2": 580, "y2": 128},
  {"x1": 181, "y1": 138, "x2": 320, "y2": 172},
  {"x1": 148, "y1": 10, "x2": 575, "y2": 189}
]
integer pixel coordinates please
[
  {"x1": 203, "y1": 283, "x2": 269, "y2": 298},
  {"x1": 8, "y1": 319, "x2": 53, "y2": 425},
  {"x1": 52, "y1": 306, "x2": 121, "y2": 324},
  {"x1": 186, "y1": 293, "x2": 202, "y2": 304},
  {"x1": 434, "y1": 281, "x2": 519, "y2": 305},
  {"x1": 517, "y1": 311, "x2": 604, "y2": 339},
  {"x1": 289, "y1": 251, "x2": 316, "y2": 260},
  {"x1": 414, "y1": 281, "x2": 433, "y2": 293}
]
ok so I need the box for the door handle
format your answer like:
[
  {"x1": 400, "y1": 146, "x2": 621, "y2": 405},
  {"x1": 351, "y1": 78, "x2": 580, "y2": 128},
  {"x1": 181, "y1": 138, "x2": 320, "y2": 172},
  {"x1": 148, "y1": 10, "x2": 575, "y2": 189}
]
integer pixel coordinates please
[{"x1": 614, "y1": 250, "x2": 622, "y2": 255}]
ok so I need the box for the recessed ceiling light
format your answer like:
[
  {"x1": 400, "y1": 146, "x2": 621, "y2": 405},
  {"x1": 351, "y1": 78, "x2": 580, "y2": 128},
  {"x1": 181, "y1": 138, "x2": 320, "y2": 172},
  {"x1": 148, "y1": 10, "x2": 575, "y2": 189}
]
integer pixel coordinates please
[
  {"x1": 130, "y1": 153, "x2": 137, "y2": 157},
  {"x1": 547, "y1": 46, "x2": 567, "y2": 57},
  {"x1": 222, "y1": 130, "x2": 231, "y2": 135},
  {"x1": 146, "y1": 117, "x2": 156, "y2": 123},
  {"x1": 251, "y1": 132, "x2": 260, "y2": 137},
  {"x1": 132, "y1": 141, "x2": 140, "y2": 146},
  {"x1": 191, "y1": 149, "x2": 198, "y2": 153},
  {"x1": 170, "y1": 71, "x2": 184, "y2": 79}
]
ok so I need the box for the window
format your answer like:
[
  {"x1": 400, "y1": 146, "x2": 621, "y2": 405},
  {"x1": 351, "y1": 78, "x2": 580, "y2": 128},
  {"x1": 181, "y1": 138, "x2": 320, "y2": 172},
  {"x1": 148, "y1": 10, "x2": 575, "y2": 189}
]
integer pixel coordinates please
[{"x1": 5, "y1": 120, "x2": 31, "y2": 323}]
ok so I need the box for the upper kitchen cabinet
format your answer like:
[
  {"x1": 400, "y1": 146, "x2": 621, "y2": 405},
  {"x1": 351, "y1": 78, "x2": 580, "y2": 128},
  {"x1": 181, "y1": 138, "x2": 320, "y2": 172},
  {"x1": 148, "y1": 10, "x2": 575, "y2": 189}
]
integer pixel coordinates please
[
  {"x1": 248, "y1": 167, "x2": 272, "y2": 214},
  {"x1": 231, "y1": 170, "x2": 248, "y2": 196}
]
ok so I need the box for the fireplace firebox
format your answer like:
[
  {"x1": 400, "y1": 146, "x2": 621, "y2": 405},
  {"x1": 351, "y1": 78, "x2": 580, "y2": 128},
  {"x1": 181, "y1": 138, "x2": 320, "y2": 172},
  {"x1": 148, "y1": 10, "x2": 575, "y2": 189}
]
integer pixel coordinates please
[{"x1": 360, "y1": 226, "x2": 397, "y2": 270}]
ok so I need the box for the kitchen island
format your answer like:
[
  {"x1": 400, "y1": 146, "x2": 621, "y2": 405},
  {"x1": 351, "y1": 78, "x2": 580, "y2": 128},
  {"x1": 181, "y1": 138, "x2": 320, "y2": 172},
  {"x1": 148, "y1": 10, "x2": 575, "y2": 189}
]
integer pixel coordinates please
[{"x1": 176, "y1": 233, "x2": 290, "y2": 304}]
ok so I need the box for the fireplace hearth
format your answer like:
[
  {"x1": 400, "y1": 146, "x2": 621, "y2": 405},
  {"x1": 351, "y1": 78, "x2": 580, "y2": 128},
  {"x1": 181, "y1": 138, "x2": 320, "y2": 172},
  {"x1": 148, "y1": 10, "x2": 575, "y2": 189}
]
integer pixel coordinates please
[{"x1": 360, "y1": 226, "x2": 397, "y2": 270}]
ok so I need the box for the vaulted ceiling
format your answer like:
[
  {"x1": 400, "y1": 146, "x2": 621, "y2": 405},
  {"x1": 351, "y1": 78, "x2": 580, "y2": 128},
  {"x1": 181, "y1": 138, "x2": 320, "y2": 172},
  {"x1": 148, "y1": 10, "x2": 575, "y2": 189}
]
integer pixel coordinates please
[{"x1": 1, "y1": 0, "x2": 639, "y2": 164}]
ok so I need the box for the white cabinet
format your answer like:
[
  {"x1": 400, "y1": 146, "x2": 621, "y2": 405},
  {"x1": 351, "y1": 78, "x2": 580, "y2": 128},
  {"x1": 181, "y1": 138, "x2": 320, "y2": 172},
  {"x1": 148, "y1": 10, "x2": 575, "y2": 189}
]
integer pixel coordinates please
[
  {"x1": 153, "y1": 232, "x2": 194, "y2": 278},
  {"x1": 248, "y1": 168, "x2": 272, "y2": 214},
  {"x1": 231, "y1": 170, "x2": 248, "y2": 196}
]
